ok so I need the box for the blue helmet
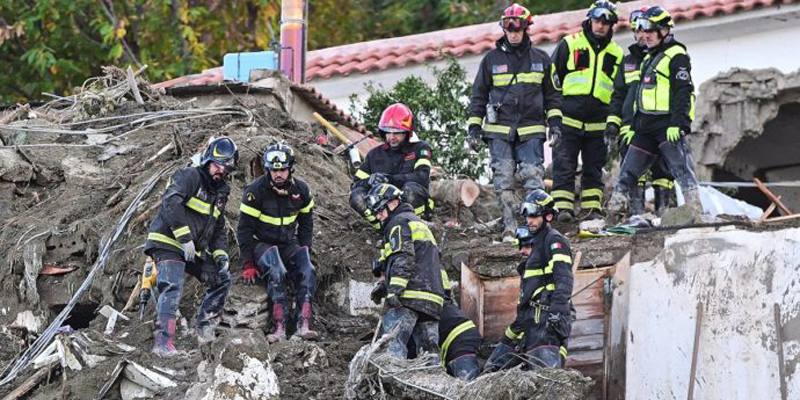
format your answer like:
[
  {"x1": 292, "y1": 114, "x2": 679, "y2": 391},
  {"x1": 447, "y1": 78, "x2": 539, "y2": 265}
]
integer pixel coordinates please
[
  {"x1": 515, "y1": 225, "x2": 536, "y2": 248},
  {"x1": 201, "y1": 137, "x2": 238, "y2": 172},
  {"x1": 520, "y1": 189, "x2": 557, "y2": 218}
]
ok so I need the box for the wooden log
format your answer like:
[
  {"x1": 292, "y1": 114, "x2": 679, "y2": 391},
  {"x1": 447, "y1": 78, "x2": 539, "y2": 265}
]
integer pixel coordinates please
[
  {"x1": 759, "y1": 199, "x2": 779, "y2": 223},
  {"x1": 754, "y1": 178, "x2": 793, "y2": 216},
  {"x1": 430, "y1": 179, "x2": 480, "y2": 208},
  {"x1": 765, "y1": 213, "x2": 800, "y2": 224},
  {"x1": 1, "y1": 363, "x2": 56, "y2": 400}
]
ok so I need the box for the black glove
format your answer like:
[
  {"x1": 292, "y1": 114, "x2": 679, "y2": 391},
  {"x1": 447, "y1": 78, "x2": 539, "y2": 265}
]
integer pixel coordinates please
[
  {"x1": 385, "y1": 294, "x2": 403, "y2": 309},
  {"x1": 367, "y1": 172, "x2": 390, "y2": 188},
  {"x1": 467, "y1": 124, "x2": 483, "y2": 152},
  {"x1": 604, "y1": 123, "x2": 619, "y2": 155},
  {"x1": 546, "y1": 303, "x2": 572, "y2": 340},
  {"x1": 371, "y1": 259, "x2": 384, "y2": 278},
  {"x1": 548, "y1": 123, "x2": 562, "y2": 149},
  {"x1": 201, "y1": 259, "x2": 221, "y2": 287},
  {"x1": 370, "y1": 280, "x2": 388, "y2": 305}
]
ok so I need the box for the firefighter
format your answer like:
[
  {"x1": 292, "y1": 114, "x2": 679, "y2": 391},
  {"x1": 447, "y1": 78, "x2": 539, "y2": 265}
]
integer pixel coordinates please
[
  {"x1": 466, "y1": 3, "x2": 562, "y2": 242},
  {"x1": 350, "y1": 103, "x2": 434, "y2": 229},
  {"x1": 367, "y1": 183, "x2": 445, "y2": 361},
  {"x1": 607, "y1": 6, "x2": 702, "y2": 221},
  {"x1": 144, "y1": 137, "x2": 237, "y2": 357},
  {"x1": 550, "y1": 0, "x2": 623, "y2": 222},
  {"x1": 484, "y1": 190, "x2": 573, "y2": 371},
  {"x1": 438, "y1": 301, "x2": 481, "y2": 381},
  {"x1": 238, "y1": 143, "x2": 318, "y2": 342},
  {"x1": 607, "y1": 8, "x2": 675, "y2": 216}
]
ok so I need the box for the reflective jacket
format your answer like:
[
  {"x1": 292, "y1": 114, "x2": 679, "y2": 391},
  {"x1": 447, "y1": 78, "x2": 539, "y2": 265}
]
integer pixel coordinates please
[
  {"x1": 353, "y1": 140, "x2": 432, "y2": 189},
  {"x1": 607, "y1": 43, "x2": 647, "y2": 132},
  {"x1": 468, "y1": 35, "x2": 562, "y2": 141},
  {"x1": 237, "y1": 175, "x2": 314, "y2": 262},
  {"x1": 381, "y1": 203, "x2": 445, "y2": 319},
  {"x1": 552, "y1": 21, "x2": 623, "y2": 132},
  {"x1": 439, "y1": 303, "x2": 481, "y2": 365},
  {"x1": 634, "y1": 36, "x2": 695, "y2": 134},
  {"x1": 145, "y1": 167, "x2": 230, "y2": 260},
  {"x1": 503, "y1": 224, "x2": 573, "y2": 343}
]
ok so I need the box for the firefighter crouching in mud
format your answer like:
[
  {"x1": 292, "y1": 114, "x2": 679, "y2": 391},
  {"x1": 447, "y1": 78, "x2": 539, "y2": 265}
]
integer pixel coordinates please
[
  {"x1": 367, "y1": 183, "x2": 446, "y2": 364},
  {"x1": 238, "y1": 143, "x2": 319, "y2": 342},
  {"x1": 144, "y1": 137, "x2": 237, "y2": 357},
  {"x1": 484, "y1": 189, "x2": 574, "y2": 371}
]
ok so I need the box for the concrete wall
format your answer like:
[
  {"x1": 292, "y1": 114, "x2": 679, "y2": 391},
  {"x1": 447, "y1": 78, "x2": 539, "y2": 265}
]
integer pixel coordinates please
[
  {"x1": 623, "y1": 227, "x2": 800, "y2": 399},
  {"x1": 311, "y1": 4, "x2": 800, "y2": 112}
]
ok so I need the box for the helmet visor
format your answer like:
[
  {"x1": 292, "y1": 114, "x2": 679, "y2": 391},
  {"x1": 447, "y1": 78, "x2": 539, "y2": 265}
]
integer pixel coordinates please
[
  {"x1": 589, "y1": 7, "x2": 617, "y2": 24},
  {"x1": 379, "y1": 127, "x2": 410, "y2": 134},
  {"x1": 265, "y1": 150, "x2": 290, "y2": 170},
  {"x1": 636, "y1": 18, "x2": 660, "y2": 32},
  {"x1": 502, "y1": 18, "x2": 527, "y2": 32},
  {"x1": 515, "y1": 226, "x2": 533, "y2": 248},
  {"x1": 520, "y1": 201, "x2": 544, "y2": 217},
  {"x1": 366, "y1": 194, "x2": 386, "y2": 213}
]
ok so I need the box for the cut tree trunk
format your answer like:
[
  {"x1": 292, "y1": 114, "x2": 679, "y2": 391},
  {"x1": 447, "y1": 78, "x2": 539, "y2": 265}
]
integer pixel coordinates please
[{"x1": 430, "y1": 179, "x2": 480, "y2": 208}]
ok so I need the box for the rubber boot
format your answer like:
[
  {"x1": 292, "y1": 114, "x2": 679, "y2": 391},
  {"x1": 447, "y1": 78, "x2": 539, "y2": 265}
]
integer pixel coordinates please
[
  {"x1": 556, "y1": 209, "x2": 575, "y2": 223},
  {"x1": 292, "y1": 301, "x2": 319, "y2": 341},
  {"x1": 498, "y1": 190, "x2": 517, "y2": 242},
  {"x1": 483, "y1": 342, "x2": 518, "y2": 373},
  {"x1": 524, "y1": 345, "x2": 563, "y2": 369},
  {"x1": 682, "y1": 187, "x2": 703, "y2": 222},
  {"x1": 629, "y1": 185, "x2": 645, "y2": 216},
  {"x1": 654, "y1": 186, "x2": 674, "y2": 216},
  {"x1": 152, "y1": 316, "x2": 177, "y2": 357},
  {"x1": 267, "y1": 303, "x2": 287, "y2": 343}
]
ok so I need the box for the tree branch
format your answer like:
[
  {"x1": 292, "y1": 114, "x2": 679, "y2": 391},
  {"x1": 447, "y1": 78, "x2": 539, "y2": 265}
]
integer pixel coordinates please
[{"x1": 100, "y1": 0, "x2": 142, "y2": 67}]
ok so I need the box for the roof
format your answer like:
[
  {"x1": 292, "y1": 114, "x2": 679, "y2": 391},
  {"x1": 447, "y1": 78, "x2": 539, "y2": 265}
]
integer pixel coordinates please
[{"x1": 306, "y1": 0, "x2": 800, "y2": 81}]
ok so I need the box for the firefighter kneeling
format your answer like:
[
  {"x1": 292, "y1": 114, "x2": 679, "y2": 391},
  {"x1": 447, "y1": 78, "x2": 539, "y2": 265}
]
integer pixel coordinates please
[
  {"x1": 484, "y1": 190, "x2": 574, "y2": 371},
  {"x1": 367, "y1": 183, "x2": 445, "y2": 362}
]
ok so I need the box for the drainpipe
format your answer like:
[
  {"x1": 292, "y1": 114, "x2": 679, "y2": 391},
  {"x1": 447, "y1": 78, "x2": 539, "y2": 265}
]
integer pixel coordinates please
[{"x1": 280, "y1": 0, "x2": 307, "y2": 83}]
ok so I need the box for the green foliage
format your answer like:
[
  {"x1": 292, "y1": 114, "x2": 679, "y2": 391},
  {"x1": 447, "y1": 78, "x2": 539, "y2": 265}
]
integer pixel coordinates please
[{"x1": 349, "y1": 58, "x2": 486, "y2": 178}]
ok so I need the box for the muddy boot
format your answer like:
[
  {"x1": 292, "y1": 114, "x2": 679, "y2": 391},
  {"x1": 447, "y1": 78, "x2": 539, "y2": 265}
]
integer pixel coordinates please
[
  {"x1": 605, "y1": 189, "x2": 628, "y2": 226},
  {"x1": 629, "y1": 185, "x2": 645, "y2": 216},
  {"x1": 556, "y1": 209, "x2": 575, "y2": 223},
  {"x1": 682, "y1": 188, "x2": 703, "y2": 222},
  {"x1": 654, "y1": 186, "x2": 674, "y2": 216},
  {"x1": 152, "y1": 316, "x2": 177, "y2": 357},
  {"x1": 498, "y1": 190, "x2": 517, "y2": 242},
  {"x1": 267, "y1": 303, "x2": 287, "y2": 343},
  {"x1": 196, "y1": 324, "x2": 216, "y2": 344},
  {"x1": 292, "y1": 301, "x2": 319, "y2": 341}
]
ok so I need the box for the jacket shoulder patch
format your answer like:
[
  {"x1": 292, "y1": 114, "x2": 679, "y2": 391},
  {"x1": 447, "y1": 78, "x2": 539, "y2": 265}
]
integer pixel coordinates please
[
  {"x1": 389, "y1": 225, "x2": 403, "y2": 252},
  {"x1": 492, "y1": 64, "x2": 509, "y2": 74}
]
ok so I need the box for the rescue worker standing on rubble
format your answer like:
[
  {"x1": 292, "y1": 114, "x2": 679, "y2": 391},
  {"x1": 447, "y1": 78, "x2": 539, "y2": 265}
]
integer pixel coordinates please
[
  {"x1": 238, "y1": 143, "x2": 318, "y2": 342},
  {"x1": 607, "y1": 6, "x2": 702, "y2": 221},
  {"x1": 367, "y1": 183, "x2": 445, "y2": 361},
  {"x1": 550, "y1": 0, "x2": 623, "y2": 222},
  {"x1": 350, "y1": 103, "x2": 434, "y2": 229},
  {"x1": 467, "y1": 3, "x2": 562, "y2": 242},
  {"x1": 484, "y1": 189, "x2": 573, "y2": 371},
  {"x1": 607, "y1": 8, "x2": 676, "y2": 216},
  {"x1": 438, "y1": 301, "x2": 481, "y2": 381},
  {"x1": 145, "y1": 137, "x2": 237, "y2": 357}
]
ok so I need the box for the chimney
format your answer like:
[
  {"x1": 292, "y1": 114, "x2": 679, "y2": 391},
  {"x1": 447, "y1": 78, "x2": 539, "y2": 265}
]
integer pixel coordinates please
[{"x1": 280, "y1": 0, "x2": 307, "y2": 83}]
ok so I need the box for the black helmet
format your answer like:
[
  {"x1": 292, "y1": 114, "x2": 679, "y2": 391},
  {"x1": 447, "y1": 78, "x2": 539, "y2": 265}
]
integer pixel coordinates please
[
  {"x1": 638, "y1": 6, "x2": 673, "y2": 32},
  {"x1": 520, "y1": 189, "x2": 557, "y2": 218},
  {"x1": 201, "y1": 137, "x2": 239, "y2": 172},
  {"x1": 515, "y1": 225, "x2": 536, "y2": 248},
  {"x1": 586, "y1": 0, "x2": 618, "y2": 24},
  {"x1": 629, "y1": 7, "x2": 646, "y2": 29},
  {"x1": 365, "y1": 183, "x2": 403, "y2": 214},
  {"x1": 263, "y1": 143, "x2": 295, "y2": 171}
]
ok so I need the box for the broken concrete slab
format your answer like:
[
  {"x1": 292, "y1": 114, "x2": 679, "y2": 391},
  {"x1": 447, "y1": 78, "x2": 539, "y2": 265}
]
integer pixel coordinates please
[{"x1": 10, "y1": 311, "x2": 45, "y2": 334}]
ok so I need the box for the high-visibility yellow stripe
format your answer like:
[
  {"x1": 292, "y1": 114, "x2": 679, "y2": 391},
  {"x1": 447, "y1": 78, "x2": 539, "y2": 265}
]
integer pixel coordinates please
[
  {"x1": 240, "y1": 203, "x2": 262, "y2": 218},
  {"x1": 414, "y1": 204, "x2": 426, "y2": 216},
  {"x1": 624, "y1": 71, "x2": 640, "y2": 84},
  {"x1": 414, "y1": 158, "x2": 432, "y2": 169},
  {"x1": 389, "y1": 277, "x2": 409, "y2": 288},
  {"x1": 172, "y1": 226, "x2": 190, "y2": 238},
  {"x1": 505, "y1": 326, "x2": 523, "y2": 340},
  {"x1": 532, "y1": 283, "x2": 556, "y2": 299},
  {"x1": 409, "y1": 221, "x2": 437, "y2": 244},
  {"x1": 554, "y1": 201, "x2": 574, "y2": 210},
  {"x1": 467, "y1": 116, "x2": 483, "y2": 126},
  {"x1": 524, "y1": 266, "x2": 552, "y2": 278},
  {"x1": 401, "y1": 290, "x2": 444, "y2": 305},
  {"x1": 299, "y1": 198, "x2": 315, "y2": 214},
  {"x1": 186, "y1": 197, "x2": 214, "y2": 216},
  {"x1": 551, "y1": 254, "x2": 572, "y2": 264},
  {"x1": 492, "y1": 74, "x2": 514, "y2": 86},
  {"x1": 483, "y1": 124, "x2": 511, "y2": 134},
  {"x1": 607, "y1": 115, "x2": 622, "y2": 126},
  {"x1": 563, "y1": 116, "x2": 606, "y2": 132},
  {"x1": 517, "y1": 125, "x2": 546, "y2": 136},
  {"x1": 147, "y1": 232, "x2": 183, "y2": 251},
  {"x1": 259, "y1": 213, "x2": 297, "y2": 226},
  {"x1": 441, "y1": 320, "x2": 477, "y2": 363},
  {"x1": 620, "y1": 125, "x2": 632, "y2": 135},
  {"x1": 653, "y1": 178, "x2": 674, "y2": 189},
  {"x1": 581, "y1": 188, "x2": 604, "y2": 199},
  {"x1": 547, "y1": 109, "x2": 563, "y2": 119},
  {"x1": 580, "y1": 200, "x2": 602, "y2": 209},
  {"x1": 212, "y1": 249, "x2": 228, "y2": 260},
  {"x1": 517, "y1": 72, "x2": 544, "y2": 84},
  {"x1": 354, "y1": 169, "x2": 370, "y2": 180},
  {"x1": 441, "y1": 270, "x2": 452, "y2": 290},
  {"x1": 560, "y1": 346, "x2": 568, "y2": 358},
  {"x1": 551, "y1": 190, "x2": 575, "y2": 200},
  {"x1": 562, "y1": 116, "x2": 583, "y2": 130}
]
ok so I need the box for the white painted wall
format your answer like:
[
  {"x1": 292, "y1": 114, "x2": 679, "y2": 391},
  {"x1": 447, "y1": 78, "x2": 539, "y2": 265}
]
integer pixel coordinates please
[
  {"x1": 624, "y1": 227, "x2": 800, "y2": 399},
  {"x1": 311, "y1": 4, "x2": 800, "y2": 111}
]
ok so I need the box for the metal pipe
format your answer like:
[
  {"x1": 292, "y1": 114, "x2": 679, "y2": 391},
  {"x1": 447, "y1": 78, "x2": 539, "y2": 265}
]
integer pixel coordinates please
[{"x1": 280, "y1": 0, "x2": 307, "y2": 83}]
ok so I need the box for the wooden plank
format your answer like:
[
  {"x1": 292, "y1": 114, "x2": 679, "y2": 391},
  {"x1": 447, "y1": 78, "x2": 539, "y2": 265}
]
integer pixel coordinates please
[
  {"x1": 568, "y1": 333, "x2": 605, "y2": 352},
  {"x1": 606, "y1": 252, "x2": 632, "y2": 400},
  {"x1": 567, "y1": 349, "x2": 604, "y2": 366},
  {"x1": 759, "y1": 200, "x2": 779, "y2": 222},
  {"x1": 687, "y1": 301, "x2": 703, "y2": 400},
  {"x1": 754, "y1": 178, "x2": 793, "y2": 216},
  {"x1": 765, "y1": 213, "x2": 800, "y2": 223},
  {"x1": 575, "y1": 302, "x2": 605, "y2": 320},
  {"x1": 2, "y1": 364, "x2": 55, "y2": 400},
  {"x1": 571, "y1": 318, "x2": 605, "y2": 337},
  {"x1": 775, "y1": 303, "x2": 788, "y2": 400},
  {"x1": 460, "y1": 262, "x2": 483, "y2": 335}
]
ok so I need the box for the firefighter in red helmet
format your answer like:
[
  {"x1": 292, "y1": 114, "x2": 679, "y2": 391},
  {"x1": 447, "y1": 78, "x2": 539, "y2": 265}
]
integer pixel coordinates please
[{"x1": 350, "y1": 103, "x2": 435, "y2": 229}]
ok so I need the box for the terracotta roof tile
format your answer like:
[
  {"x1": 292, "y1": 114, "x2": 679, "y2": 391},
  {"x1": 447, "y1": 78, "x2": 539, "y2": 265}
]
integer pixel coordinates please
[{"x1": 306, "y1": 0, "x2": 800, "y2": 81}]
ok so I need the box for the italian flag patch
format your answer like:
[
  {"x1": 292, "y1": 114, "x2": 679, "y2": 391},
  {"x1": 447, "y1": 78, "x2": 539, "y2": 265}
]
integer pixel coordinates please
[{"x1": 551, "y1": 242, "x2": 564, "y2": 250}]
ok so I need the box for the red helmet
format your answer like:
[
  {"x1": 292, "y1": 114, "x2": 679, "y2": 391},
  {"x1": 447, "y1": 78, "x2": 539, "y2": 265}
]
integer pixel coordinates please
[
  {"x1": 378, "y1": 103, "x2": 414, "y2": 134},
  {"x1": 501, "y1": 3, "x2": 533, "y2": 31}
]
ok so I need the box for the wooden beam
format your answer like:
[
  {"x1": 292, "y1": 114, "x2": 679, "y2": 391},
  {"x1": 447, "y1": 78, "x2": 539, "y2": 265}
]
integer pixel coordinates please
[
  {"x1": 759, "y1": 200, "x2": 779, "y2": 223},
  {"x1": 687, "y1": 301, "x2": 703, "y2": 400},
  {"x1": 775, "y1": 303, "x2": 788, "y2": 400},
  {"x1": 764, "y1": 213, "x2": 800, "y2": 224},
  {"x1": 1, "y1": 364, "x2": 55, "y2": 400},
  {"x1": 754, "y1": 178, "x2": 793, "y2": 216}
]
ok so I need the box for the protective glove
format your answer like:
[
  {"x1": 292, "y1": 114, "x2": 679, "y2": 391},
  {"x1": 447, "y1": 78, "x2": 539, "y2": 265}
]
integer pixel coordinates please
[
  {"x1": 546, "y1": 303, "x2": 572, "y2": 340},
  {"x1": 370, "y1": 280, "x2": 388, "y2": 305},
  {"x1": 200, "y1": 259, "x2": 221, "y2": 287},
  {"x1": 242, "y1": 259, "x2": 259, "y2": 285},
  {"x1": 548, "y1": 124, "x2": 563, "y2": 149},
  {"x1": 367, "y1": 172, "x2": 390, "y2": 187},
  {"x1": 467, "y1": 124, "x2": 483, "y2": 152},
  {"x1": 181, "y1": 240, "x2": 196, "y2": 263},
  {"x1": 604, "y1": 123, "x2": 619, "y2": 155},
  {"x1": 371, "y1": 259, "x2": 385, "y2": 278},
  {"x1": 666, "y1": 126, "x2": 684, "y2": 143},
  {"x1": 619, "y1": 125, "x2": 635, "y2": 146},
  {"x1": 384, "y1": 294, "x2": 403, "y2": 309},
  {"x1": 215, "y1": 255, "x2": 230, "y2": 274}
]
